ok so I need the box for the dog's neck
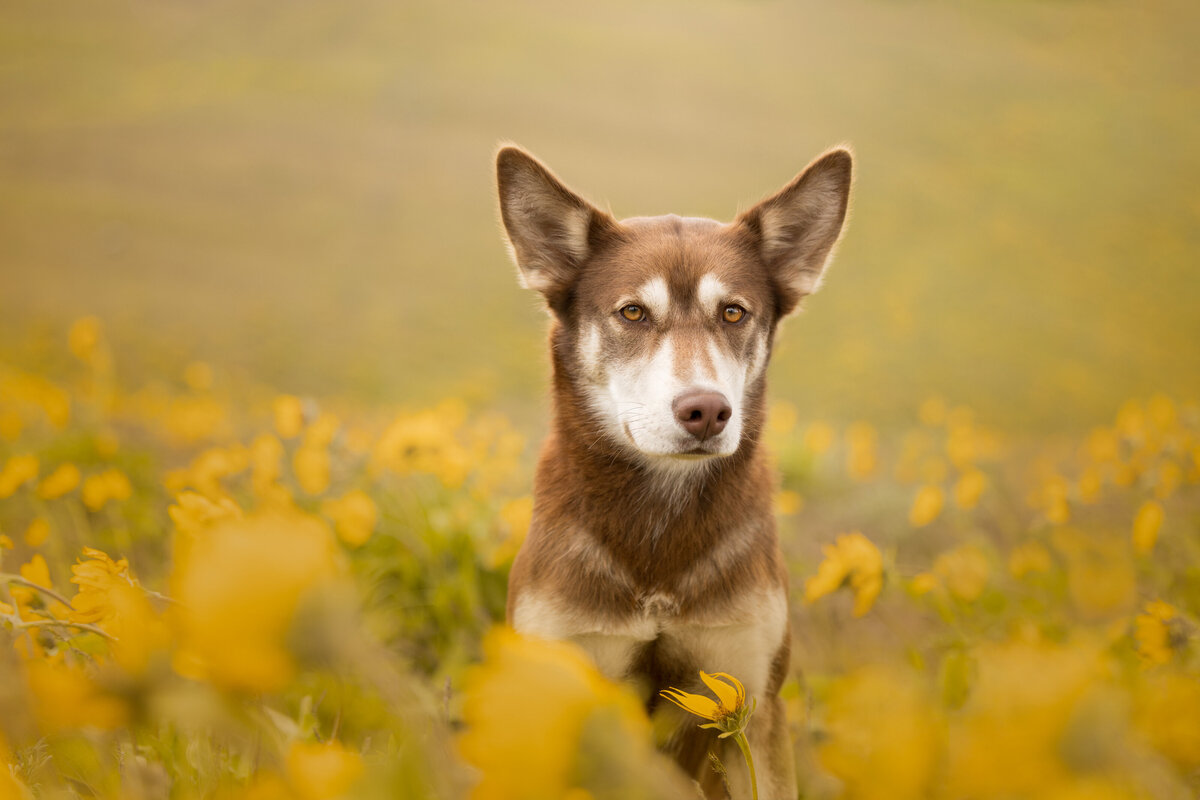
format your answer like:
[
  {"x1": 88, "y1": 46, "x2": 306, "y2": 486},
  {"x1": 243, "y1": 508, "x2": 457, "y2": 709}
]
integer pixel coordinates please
[{"x1": 536, "y1": 347, "x2": 773, "y2": 588}]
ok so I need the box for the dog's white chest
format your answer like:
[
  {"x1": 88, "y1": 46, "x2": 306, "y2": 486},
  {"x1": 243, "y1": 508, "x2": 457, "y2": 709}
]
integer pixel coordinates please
[{"x1": 512, "y1": 585, "x2": 788, "y2": 701}]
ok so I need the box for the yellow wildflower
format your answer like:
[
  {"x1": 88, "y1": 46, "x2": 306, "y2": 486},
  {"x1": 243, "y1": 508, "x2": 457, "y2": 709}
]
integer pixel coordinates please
[
  {"x1": 293, "y1": 443, "x2": 331, "y2": 495},
  {"x1": 25, "y1": 659, "x2": 128, "y2": 733},
  {"x1": 1008, "y1": 541, "x2": 1053, "y2": 579},
  {"x1": 0, "y1": 533, "x2": 12, "y2": 550},
  {"x1": 170, "y1": 510, "x2": 339, "y2": 692},
  {"x1": 1076, "y1": 466, "x2": 1103, "y2": 504},
  {"x1": 0, "y1": 454, "x2": 38, "y2": 498},
  {"x1": 250, "y1": 432, "x2": 284, "y2": 495},
  {"x1": 953, "y1": 468, "x2": 986, "y2": 509},
  {"x1": 1134, "y1": 601, "x2": 1179, "y2": 667},
  {"x1": 168, "y1": 491, "x2": 243, "y2": 538},
  {"x1": 37, "y1": 463, "x2": 80, "y2": 500},
  {"x1": 909, "y1": 572, "x2": 939, "y2": 596},
  {"x1": 458, "y1": 628, "x2": 669, "y2": 800},
  {"x1": 70, "y1": 547, "x2": 166, "y2": 673},
  {"x1": 67, "y1": 315, "x2": 107, "y2": 368},
  {"x1": 1131, "y1": 500, "x2": 1164, "y2": 555},
  {"x1": 908, "y1": 484, "x2": 944, "y2": 527},
  {"x1": 1154, "y1": 460, "x2": 1182, "y2": 499},
  {"x1": 1052, "y1": 528, "x2": 1136, "y2": 620},
  {"x1": 661, "y1": 671, "x2": 760, "y2": 798},
  {"x1": 933, "y1": 544, "x2": 990, "y2": 602},
  {"x1": 274, "y1": 394, "x2": 305, "y2": 439},
  {"x1": 321, "y1": 489, "x2": 378, "y2": 547},
  {"x1": 803, "y1": 421, "x2": 835, "y2": 455},
  {"x1": 804, "y1": 532, "x2": 883, "y2": 617},
  {"x1": 774, "y1": 489, "x2": 803, "y2": 516},
  {"x1": 23, "y1": 517, "x2": 50, "y2": 548},
  {"x1": 1135, "y1": 670, "x2": 1200, "y2": 770},
  {"x1": 285, "y1": 740, "x2": 364, "y2": 800},
  {"x1": 80, "y1": 468, "x2": 132, "y2": 512},
  {"x1": 846, "y1": 422, "x2": 877, "y2": 480},
  {"x1": 819, "y1": 665, "x2": 937, "y2": 800}
]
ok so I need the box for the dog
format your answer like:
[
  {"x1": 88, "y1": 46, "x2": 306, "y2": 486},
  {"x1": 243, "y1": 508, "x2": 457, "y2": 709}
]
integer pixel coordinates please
[{"x1": 497, "y1": 144, "x2": 852, "y2": 799}]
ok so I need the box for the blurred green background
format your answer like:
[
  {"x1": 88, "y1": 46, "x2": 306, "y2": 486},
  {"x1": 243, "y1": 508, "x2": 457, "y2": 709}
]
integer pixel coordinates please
[{"x1": 2, "y1": 0, "x2": 1197, "y2": 430}]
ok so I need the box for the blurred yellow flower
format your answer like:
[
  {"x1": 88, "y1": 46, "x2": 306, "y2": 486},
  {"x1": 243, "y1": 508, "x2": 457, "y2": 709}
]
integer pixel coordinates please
[
  {"x1": 25, "y1": 659, "x2": 128, "y2": 733},
  {"x1": 933, "y1": 544, "x2": 990, "y2": 602},
  {"x1": 804, "y1": 532, "x2": 883, "y2": 617},
  {"x1": 0, "y1": 407, "x2": 21, "y2": 442},
  {"x1": 953, "y1": 469, "x2": 986, "y2": 509},
  {"x1": 774, "y1": 489, "x2": 803, "y2": 516},
  {"x1": 293, "y1": 443, "x2": 331, "y2": 495},
  {"x1": 285, "y1": 740, "x2": 364, "y2": 800},
  {"x1": 23, "y1": 517, "x2": 50, "y2": 548},
  {"x1": 819, "y1": 665, "x2": 937, "y2": 800},
  {"x1": 250, "y1": 432, "x2": 285, "y2": 495},
  {"x1": 1076, "y1": 466, "x2": 1103, "y2": 504},
  {"x1": 767, "y1": 401, "x2": 798, "y2": 436},
  {"x1": 274, "y1": 395, "x2": 305, "y2": 439},
  {"x1": 70, "y1": 547, "x2": 167, "y2": 673},
  {"x1": 168, "y1": 491, "x2": 243, "y2": 539},
  {"x1": 845, "y1": 422, "x2": 877, "y2": 480},
  {"x1": 803, "y1": 421, "x2": 835, "y2": 455},
  {"x1": 1131, "y1": 500, "x2": 1163, "y2": 555},
  {"x1": 170, "y1": 510, "x2": 339, "y2": 692},
  {"x1": 1008, "y1": 540, "x2": 1053, "y2": 579},
  {"x1": 0, "y1": 534, "x2": 12, "y2": 551},
  {"x1": 918, "y1": 395, "x2": 946, "y2": 427},
  {"x1": 1134, "y1": 670, "x2": 1200, "y2": 771},
  {"x1": 0, "y1": 454, "x2": 38, "y2": 498},
  {"x1": 1052, "y1": 528, "x2": 1136, "y2": 620},
  {"x1": 458, "y1": 628, "x2": 661, "y2": 800},
  {"x1": 1133, "y1": 600, "x2": 1178, "y2": 667},
  {"x1": 321, "y1": 489, "x2": 378, "y2": 547},
  {"x1": 80, "y1": 468, "x2": 132, "y2": 512},
  {"x1": 908, "y1": 484, "x2": 944, "y2": 527},
  {"x1": 37, "y1": 463, "x2": 80, "y2": 500},
  {"x1": 371, "y1": 402, "x2": 473, "y2": 489},
  {"x1": 1154, "y1": 460, "x2": 1182, "y2": 499}
]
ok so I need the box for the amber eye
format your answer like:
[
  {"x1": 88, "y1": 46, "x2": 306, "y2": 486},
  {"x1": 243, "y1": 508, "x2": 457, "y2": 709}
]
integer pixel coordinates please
[
  {"x1": 620, "y1": 305, "x2": 646, "y2": 322},
  {"x1": 722, "y1": 305, "x2": 746, "y2": 324}
]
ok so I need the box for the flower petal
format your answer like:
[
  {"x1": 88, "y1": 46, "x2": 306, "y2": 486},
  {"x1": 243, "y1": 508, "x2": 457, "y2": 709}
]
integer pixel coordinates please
[
  {"x1": 701, "y1": 671, "x2": 744, "y2": 711},
  {"x1": 660, "y1": 687, "x2": 720, "y2": 720}
]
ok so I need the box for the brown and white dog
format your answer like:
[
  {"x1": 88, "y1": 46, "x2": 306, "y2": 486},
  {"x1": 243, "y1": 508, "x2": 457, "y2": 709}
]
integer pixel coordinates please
[{"x1": 497, "y1": 145, "x2": 852, "y2": 799}]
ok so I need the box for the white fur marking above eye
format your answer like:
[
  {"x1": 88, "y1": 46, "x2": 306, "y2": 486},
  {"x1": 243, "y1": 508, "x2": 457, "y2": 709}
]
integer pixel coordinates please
[
  {"x1": 636, "y1": 277, "x2": 670, "y2": 320},
  {"x1": 696, "y1": 273, "x2": 728, "y2": 313}
]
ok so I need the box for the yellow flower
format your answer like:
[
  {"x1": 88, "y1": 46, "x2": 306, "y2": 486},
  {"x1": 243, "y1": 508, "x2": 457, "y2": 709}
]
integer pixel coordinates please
[
  {"x1": 274, "y1": 394, "x2": 305, "y2": 439},
  {"x1": 0, "y1": 454, "x2": 38, "y2": 498},
  {"x1": 1134, "y1": 601, "x2": 1179, "y2": 667},
  {"x1": 908, "y1": 484, "x2": 944, "y2": 527},
  {"x1": 23, "y1": 517, "x2": 50, "y2": 547},
  {"x1": 69, "y1": 547, "x2": 167, "y2": 673},
  {"x1": 804, "y1": 532, "x2": 883, "y2": 617},
  {"x1": 250, "y1": 432, "x2": 284, "y2": 495},
  {"x1": 182, "y1": 360, "x2": 213, "y2": 391},
  {"x1": 168, "y1": 491, "x2": 243, "y2": 538},
  {"x1": 953, "y1": 469, "x2": 986, "y2": 509},
  {"x1": 803, "y1": 421, "x2": 835, "y2": 455},
  {"x1": 846, "y1": 422, "x2": 877, "y2": 480},
  {"x1": 1132, "y1": 500, "x2": 1163, "y2": 555},
  {"x1": 37, "y1": 463, "x2": 80, "y2": 500},
  {"x1": 458, "y1": 628, "x2": 669, "y2": 800},
  {"x1": 774, "y1": 489, "x2": 803, "y2": 516},
  {"x1": 170, "y1": 510, "x2": 339, "y2": 692},
  {"x1": 0, "y1": 533, "x2": 12, "y2": 550},
  {"x1": 933, "y1": 544, "x2": 990, "y2": 602},
  {"x1": 819, "y1": 665, "x2": 937, "y2": 800},
  {"x1": 661, "y1": 671, "x2": 752, "y2": 736},
  {"x1": 25, "y1": 659, "x2": 128, "y2": 733},
  {"x1": 321, "y1": 489, "x2": 378, "y2": 547},
  {"x1": 285, "y1": 740, "x2": 364, "y2": 800},
  {"x1": 80, "y1": 468, "x2": 132, "y2": 512},
  {"x1": 1008, "y1": 541, "x2": 1053, "y2": 579},
  {"x1": 293, "y1": 443, "x2": 331, "y2": 495},
  {"x1": 1135, "y1": 670, "x2": 1200, "y2": 770},
  {"x1": 68, "y1": 315, "x2": 107, "y2": 368}
]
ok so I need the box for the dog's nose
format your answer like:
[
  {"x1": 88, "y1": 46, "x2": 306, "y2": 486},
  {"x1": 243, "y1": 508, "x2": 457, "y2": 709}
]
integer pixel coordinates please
[{"x1": 673, "y1": 391, "x2": 732, "y2": 441}]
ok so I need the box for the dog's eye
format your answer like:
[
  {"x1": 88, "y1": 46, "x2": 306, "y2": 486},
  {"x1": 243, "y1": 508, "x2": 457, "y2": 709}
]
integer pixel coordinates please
[
  {"x1": 722, "y1": 305, "x2": 747, "y2": 324},
  {"x1": 620, "y1": 305, "x2": 646, "y2": 322}
]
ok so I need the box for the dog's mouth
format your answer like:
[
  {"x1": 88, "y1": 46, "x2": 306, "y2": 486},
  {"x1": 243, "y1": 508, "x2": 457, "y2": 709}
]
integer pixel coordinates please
[{"x1": 620, "y1": 421, "x2": 731, "y2": 460}]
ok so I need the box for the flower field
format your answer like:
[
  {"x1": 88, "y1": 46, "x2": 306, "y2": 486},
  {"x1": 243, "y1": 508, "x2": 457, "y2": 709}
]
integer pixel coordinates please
[{"x1": 1, "y1": 318, "x2": 1197, "y2": 799}]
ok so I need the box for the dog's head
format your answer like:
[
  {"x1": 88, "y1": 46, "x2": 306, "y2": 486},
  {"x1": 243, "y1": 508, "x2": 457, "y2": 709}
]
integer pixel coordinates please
[{"x1": 497, "y1": 146, "x2": 852, "y2": 466}]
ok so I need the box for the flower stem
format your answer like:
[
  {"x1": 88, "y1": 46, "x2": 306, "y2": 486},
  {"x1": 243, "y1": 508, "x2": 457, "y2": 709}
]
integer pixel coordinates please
[{"x1": 732, "y1": 731, "x2": 759, "y2": 800}]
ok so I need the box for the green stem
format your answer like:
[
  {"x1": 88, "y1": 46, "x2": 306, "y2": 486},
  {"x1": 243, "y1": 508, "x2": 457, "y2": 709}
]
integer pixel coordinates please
[{"x1": 732, "y1": 731, "x2": 759, "y2": 800}]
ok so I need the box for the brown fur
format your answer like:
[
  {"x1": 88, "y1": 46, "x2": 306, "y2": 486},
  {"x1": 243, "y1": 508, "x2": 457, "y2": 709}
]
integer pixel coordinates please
[{"x1": 498, "y1": 144, "x2": 852, "y2": 799}]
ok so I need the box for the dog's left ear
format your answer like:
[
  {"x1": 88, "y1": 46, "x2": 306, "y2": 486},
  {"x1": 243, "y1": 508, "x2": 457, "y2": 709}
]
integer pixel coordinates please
[{"x1": 737, "y1": 148, "x2": 853, "y2": 317}]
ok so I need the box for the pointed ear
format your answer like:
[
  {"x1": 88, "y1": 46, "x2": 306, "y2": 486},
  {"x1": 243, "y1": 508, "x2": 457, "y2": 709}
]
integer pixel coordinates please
[
  {"x1": 737, "y1": 148, "x2": 853, "y2": 317},
  {"x1": 496, "y1": 146, "x2": 616, "y2": 303}
]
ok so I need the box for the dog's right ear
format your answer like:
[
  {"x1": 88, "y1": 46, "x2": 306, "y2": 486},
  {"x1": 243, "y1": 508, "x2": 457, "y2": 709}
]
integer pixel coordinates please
[{"x1": 496, "y1": 146, "x2": 616, "y2": 303}]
